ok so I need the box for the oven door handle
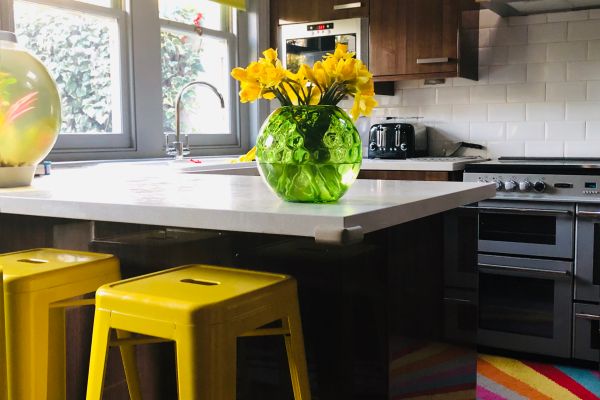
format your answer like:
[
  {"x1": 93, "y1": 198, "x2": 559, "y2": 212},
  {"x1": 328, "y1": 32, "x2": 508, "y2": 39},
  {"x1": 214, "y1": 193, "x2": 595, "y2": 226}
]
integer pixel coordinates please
[
  {"x1": 575, "y1": 313, "x2": 600, "y2": 321},
  {"x1": 576, "y1": 210, "x2": 600, "y2": 219},
  {"x1": 478, "y1": 263, "x2": 571, "y2": 279},
  {"x1": 466, "y1": 206, "x2": 573, "y2": 217},
  {"x1": 443, "y1": 297, "x2": 475, "y2": 305}
]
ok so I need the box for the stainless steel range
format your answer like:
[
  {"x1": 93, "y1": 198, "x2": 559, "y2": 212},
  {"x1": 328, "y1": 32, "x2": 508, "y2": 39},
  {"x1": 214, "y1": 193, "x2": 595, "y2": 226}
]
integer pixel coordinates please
[{"x1": 460, "y1": 157, "x2": 600, "y2": 362}]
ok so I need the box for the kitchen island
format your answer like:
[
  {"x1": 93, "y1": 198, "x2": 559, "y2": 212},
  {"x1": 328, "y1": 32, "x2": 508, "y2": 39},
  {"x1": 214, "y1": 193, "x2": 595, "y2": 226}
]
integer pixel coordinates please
[{"x1": 0, "y1": 163, "x2": 494, "y2": 399}]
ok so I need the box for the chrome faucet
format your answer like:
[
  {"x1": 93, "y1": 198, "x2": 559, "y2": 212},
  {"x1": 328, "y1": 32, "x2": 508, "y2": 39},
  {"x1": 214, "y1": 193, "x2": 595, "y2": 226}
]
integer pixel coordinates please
[{"x1": 170, "y1": 81, "x2": 225, "y2": 160}]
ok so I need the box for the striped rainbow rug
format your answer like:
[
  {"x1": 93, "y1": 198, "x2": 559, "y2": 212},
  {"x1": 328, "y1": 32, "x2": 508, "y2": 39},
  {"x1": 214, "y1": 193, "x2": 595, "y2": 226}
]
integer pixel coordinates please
[{"x1": 478, "y1": 354, "x2": 600, "y2": 400}]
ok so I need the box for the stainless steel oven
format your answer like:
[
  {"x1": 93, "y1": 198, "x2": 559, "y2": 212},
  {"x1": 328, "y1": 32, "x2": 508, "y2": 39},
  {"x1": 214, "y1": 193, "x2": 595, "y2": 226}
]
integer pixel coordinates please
[
  {"x1": 280, "y1": 18, "x2": 368, "y2": 73},
  {"x1": 478, "y1": 254, "x2": 573, "y2": 358},
  {"x1": 575, "y1": 204, "x2": 600, "y2": 303},
  {"x1": 477, "y1": 200, "x2": 575, "y2": 259}
]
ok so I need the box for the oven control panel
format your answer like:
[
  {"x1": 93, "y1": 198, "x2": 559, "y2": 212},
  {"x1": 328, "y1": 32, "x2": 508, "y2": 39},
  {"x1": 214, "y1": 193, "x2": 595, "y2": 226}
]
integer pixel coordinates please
[{"x1": 464, "y1": 173, "x2": 600, "y2": 200}]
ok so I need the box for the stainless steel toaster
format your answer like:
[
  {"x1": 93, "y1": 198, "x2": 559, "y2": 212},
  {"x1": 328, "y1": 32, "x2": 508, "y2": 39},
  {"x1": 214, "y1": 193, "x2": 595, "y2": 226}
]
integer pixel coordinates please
[{"x1": 367, "y1": 122, "x2": 428, "y2": 159}]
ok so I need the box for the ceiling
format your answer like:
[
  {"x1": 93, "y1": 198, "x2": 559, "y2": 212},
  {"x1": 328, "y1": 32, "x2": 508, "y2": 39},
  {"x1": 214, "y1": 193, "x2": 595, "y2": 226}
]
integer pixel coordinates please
[{"x1": 477, "y1": 0, "x2": 600, "y2": 16}]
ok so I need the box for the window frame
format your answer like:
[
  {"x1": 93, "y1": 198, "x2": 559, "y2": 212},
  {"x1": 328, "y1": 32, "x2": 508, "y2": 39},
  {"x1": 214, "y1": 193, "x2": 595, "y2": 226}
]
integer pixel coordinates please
[
  {"x1": 10, "y1": 0, "x2": 134, "y2": 150},
  {"x1": 0, "y1": 0, "x2": 267, "y2": 161}
]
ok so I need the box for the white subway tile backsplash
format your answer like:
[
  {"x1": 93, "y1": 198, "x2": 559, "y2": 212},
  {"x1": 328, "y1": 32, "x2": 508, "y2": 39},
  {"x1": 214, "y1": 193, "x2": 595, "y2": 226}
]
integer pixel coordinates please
[
  {"x1": 588, "y1": 81, "x2": 600, "y2": 100},
  {"x1": 524, "y1": 141, "x2": 565, "y2": 157},
  {"x1": 452, "y1": 104, "x2": 488, "y2": 122},
  {"x1": 489, "y1": 103, "x2": 526, "y2": 122},
  {"x1": 430, "y1": 123, "x2": 470, "y2": 141},
  {"x1": 545, "y1": 121, "x2": 586, "y2": 140},
  {"x1": 546, "y1": 41, "x2": 587, "y2": 62},
  {"x1": 509, "y1": 44, "x2": 547, "y2": 64},
  {"x1": 507, "y1": 83, "x2": 546, "y2": 102},
  {"x1": 546, "y1": 82, "x2": 587, "y2": 101},
  {"x1": 567, "y1": 61, "x2": 600, "y2": 80},
  {"x1": 373, "y1": 10, "x2": 600, "y2": 159},
  {"x1": 419, "y1": 105, "x2": 453, "y2": 122},
  {"x1": 564, "y1": 141, "x2": 600, "y2": 157},
  {"x1": 470, "y1": 122, "x2": 506, "y2": 140},
  {"x1": 547, "y1": 10, "x2": 589, "y2": 22},
  {"x1": 587, "y1": 121, "x2": 600, "y2": 138},
  {"x1": 566, "y1": 101, "x2": 600, "y2": 120},
  {"x1": 568, "y1": 20, "x2": 600, "y2": 41},
  {"x1": 588, "y1": 40, "x2": 600, "y2": 60},
  {"x1": 526, "y1": 102, "x2": 566, "y2": 121},
  {"x1": 529, "y1": 22, "x2": 567, "y2": 43},
  {"x1": 489, "y1": 64, "x2": 527, "y2": 83},
  {"x1": 480, "y1": 9, "x2": 507, "y2": 28},
  {"x1": 489, "y1": 26, "x2": 528, "y2": 46},
  {"x1": 402, "y1": 89, "x2": 436, "y2": 106},
  {"x1": 470, "y1": 85, "x2": 507, "y2": 103},
  {"x1": 507, "y1": 122, "x2": 546, "y2": 140},
  {"x1": 436, "y1": 87, "x2": 469, "y2": 105},
  {"x1": 486, "y1": 141, "x2": 525, "y2": 157},
  {"x1": 509, "y1": 14, "x2": 547, "y2": 26},
  {"x1": 527, "y1": 63, "x2": 566, "y2": 82}
]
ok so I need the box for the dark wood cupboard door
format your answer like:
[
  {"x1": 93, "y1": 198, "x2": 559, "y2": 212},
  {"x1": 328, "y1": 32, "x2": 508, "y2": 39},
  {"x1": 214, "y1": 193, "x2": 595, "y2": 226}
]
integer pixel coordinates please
[
  {"x1": 368, "y1": 0, "x2": 408, "y2": 77},
  {"x1": 405, "y1": 0, "x2": 458, "y2": 75}
]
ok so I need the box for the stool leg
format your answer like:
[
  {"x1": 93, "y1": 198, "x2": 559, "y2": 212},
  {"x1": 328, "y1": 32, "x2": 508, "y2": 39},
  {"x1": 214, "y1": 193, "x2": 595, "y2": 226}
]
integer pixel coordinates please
[
  {"x1": 116, "y1": 329, "x2": 143, "y2": 400},
  {"x1": 86, "y1": 308, "x2": 112, "y2": 400},
  {"x1": 0, "y1": 273, "x2": 6, "y2": 400},
  {"x1": 5, "y1": 293, "x2": 50, "y2": 399},
  {"x1": 283, "y1": 298, "x2": 312, "y2": 400},
  {"x1": 48, "y1": 307, "x2": 66, "y2": 400},
  {"x1": 175, "y1": 326, "x2": 237, "y2": 400}
]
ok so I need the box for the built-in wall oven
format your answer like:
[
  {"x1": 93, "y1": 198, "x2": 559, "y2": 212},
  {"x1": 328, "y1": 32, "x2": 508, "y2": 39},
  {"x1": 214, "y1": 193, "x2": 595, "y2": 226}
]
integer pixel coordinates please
[
  {"x1": 462, "y1": 158, "x2": 600, "y2": 364},
  {"x1": 280, "y1": 18, "x2": 368, "y2": 73}
]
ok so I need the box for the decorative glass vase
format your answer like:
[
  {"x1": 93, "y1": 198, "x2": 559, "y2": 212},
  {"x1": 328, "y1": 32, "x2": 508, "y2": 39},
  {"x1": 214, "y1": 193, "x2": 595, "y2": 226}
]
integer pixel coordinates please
[
  {"x1": 256, "y1": 105, "x2": 362, "y2": 203},
  {"x1": 0, "y1": 31, "x2": 61, "y2": 187}
]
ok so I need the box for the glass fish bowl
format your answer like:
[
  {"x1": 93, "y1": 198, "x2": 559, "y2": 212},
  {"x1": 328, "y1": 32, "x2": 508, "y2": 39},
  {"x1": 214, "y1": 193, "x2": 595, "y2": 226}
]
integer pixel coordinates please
[{"x1": 0, "y1": 31, "x2": 61, "y2": 187}]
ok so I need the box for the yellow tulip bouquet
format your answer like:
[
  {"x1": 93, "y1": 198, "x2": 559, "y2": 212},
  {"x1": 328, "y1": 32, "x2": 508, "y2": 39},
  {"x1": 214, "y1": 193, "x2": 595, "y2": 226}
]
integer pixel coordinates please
[
  {"x1": 231, "y1": 44, "x2": 377, "y2": 121},
  {"x1": 230, "y1": 44, "x2": 376, "y2": 202}
]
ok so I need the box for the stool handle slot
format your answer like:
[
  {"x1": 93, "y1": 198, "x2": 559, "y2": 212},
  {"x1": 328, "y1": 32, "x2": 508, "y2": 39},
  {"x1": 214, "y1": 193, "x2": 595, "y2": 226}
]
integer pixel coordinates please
[
  {"x1": 180, "y1": 278, "x2": 220, "y2": 286},
  {"x1": 17, "y1": 258, "x2": 48, "y2": 264}
]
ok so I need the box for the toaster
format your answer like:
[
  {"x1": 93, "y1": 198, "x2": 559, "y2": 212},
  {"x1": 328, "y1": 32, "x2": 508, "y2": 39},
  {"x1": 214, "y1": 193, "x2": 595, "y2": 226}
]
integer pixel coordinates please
[{"x1": 367, "y1": 122, "x2": 428, "y2": 159}]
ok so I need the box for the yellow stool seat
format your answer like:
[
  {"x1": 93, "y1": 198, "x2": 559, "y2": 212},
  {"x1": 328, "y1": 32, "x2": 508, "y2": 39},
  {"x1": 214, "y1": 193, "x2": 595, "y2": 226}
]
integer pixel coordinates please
[
  {"x1": 87, "y1": 264, "x2": 312, "y2": 400},
  {"x1": 0, "y1": 248, "x2": 141, "y2": 400},
  {"x1": 0, "y1": 268, "x2": 7, "y2": 400}
]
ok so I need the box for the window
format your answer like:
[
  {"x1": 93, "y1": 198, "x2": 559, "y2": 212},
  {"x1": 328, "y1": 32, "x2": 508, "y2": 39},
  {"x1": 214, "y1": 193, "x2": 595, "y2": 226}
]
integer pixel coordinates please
[
  {"x1": 12, "y1": 0, "x2": 130, "y2": 149},
  {"x1": 159, "y1": 0, "x2": 237, "y2": 148},
  {"x1": 0, "y1": 0, "x2": 263, "y2": 159}
]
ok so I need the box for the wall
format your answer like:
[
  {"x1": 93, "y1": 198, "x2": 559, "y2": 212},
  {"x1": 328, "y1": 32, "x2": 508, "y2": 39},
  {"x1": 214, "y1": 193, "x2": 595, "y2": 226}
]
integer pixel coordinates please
[{"x1": 361, "y1": 9, "x2": 600, "y2": 159}]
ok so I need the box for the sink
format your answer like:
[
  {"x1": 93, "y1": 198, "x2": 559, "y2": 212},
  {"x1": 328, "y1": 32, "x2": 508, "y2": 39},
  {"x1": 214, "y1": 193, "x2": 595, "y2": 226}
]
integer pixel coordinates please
[{"x1": 181, "y1": 163, "x2": 259, "y2": 176}]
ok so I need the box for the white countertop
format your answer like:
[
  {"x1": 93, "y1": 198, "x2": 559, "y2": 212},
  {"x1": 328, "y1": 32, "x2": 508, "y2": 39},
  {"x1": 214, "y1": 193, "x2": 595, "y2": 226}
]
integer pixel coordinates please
[
  {"x1": 0, "y1": 164, "x2": 494, "y2": 244},
  {"x1": 362, "y1": 157, "x2": 487, "y2": 172}
]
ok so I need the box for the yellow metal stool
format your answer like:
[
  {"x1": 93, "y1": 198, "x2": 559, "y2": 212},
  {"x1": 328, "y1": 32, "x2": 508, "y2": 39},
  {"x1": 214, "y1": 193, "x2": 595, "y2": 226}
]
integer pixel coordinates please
[
  {"x1": 86, "y1": 264, "x2": 312, "y2": 400},
  {"x1": 0, "y1": 268, "x2": 7, "y2": 400},
  {"x1": 0, "y1": 248, "x2": 142, "y2": 400}
]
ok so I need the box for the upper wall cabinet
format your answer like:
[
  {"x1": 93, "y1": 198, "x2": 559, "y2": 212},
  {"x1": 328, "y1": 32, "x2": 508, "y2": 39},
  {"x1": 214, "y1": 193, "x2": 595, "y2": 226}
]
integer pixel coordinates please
[{"x1": 369, "y1": 0, "x2": 479, "y2": 81}]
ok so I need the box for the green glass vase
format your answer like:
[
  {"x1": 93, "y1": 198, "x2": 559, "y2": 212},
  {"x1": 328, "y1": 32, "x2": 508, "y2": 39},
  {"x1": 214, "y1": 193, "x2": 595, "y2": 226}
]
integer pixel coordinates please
[{"x1": 256, "y1": 105, "x2": 362, "y2": 203}]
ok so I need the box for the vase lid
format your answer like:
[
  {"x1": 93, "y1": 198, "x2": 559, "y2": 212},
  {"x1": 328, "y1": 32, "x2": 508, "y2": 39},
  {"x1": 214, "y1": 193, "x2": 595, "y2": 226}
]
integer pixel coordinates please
[{"x1": 0, "y1": 31, "x2": 17, "y2": 43}]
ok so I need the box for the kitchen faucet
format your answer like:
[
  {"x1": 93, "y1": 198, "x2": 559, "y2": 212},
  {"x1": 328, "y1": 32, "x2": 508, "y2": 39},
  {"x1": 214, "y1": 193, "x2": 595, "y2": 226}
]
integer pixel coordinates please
[{"x1": 170, "y1": 81, "x2": 225, "y2": 160}]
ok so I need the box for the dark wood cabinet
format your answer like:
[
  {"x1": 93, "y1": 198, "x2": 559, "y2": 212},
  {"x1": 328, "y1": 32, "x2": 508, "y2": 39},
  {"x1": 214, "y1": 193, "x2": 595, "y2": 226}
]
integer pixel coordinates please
[
  {"x1": 369, "y1": 0, "x2": 479, "y2": 81},
  {"x1": 358, "y1": 169, "x2": 463, "y2": 181}
]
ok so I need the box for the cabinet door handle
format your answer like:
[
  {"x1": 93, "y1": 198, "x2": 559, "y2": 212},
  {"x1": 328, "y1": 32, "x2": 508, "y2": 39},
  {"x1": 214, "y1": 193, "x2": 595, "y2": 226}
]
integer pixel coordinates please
[
  {"x1": 416, "y1": 57, "x2": 450, "y2": 64},
  {"x1": 333, "y1": 2, "x2": 362, "y2": 10},
  {"x1": 575, "y1": 313, "x2": 600, "y2": 321},
  {"x1": 478, "y1": 263, "x2": 571, "y2": 279}
]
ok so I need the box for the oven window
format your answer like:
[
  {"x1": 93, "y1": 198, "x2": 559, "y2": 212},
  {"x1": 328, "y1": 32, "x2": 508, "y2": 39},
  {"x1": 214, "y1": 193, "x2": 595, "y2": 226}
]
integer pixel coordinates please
[
  {"x1": 479, "y1": 213, "x2": 556, "y2": 245},
  {"x1": 479, "y1": 273, "x2": 554, "y2": 338},
  {"x1": 286, "y1": 34, "x2": 357, "y2": 73}
]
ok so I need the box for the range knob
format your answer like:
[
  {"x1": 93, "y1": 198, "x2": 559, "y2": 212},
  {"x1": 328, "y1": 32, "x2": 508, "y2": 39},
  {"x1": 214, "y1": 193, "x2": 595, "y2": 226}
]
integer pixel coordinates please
[
  {"x1": 495, "y1": 181, "x2": 503, "y2": 191},
  {"x1": 533, "y1": 181, "x2": 546, "y2": 193},
  {"x1": 504, "y1": 181, "x2": 517, "y2": 191},
  {"x1": 519, "y1": 181, "x2": 532, "y2": 192}
]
